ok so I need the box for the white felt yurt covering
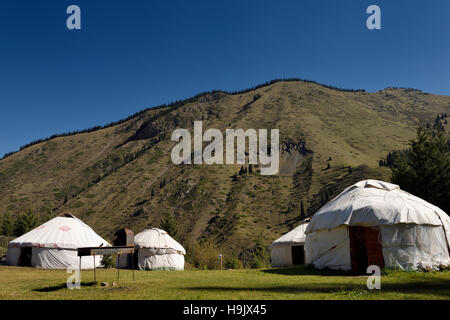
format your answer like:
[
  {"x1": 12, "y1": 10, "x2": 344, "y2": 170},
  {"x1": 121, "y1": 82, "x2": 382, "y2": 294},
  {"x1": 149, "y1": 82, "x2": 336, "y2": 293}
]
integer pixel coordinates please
[
  {"x1": 6, "y1": 214, "x2": 109, "y2": 269},
  {"x1": 134, "y1": 228, "x2": 185, "y2": 270},
  {"x1": 305, "y1": 180, "x2": 450, "y2": 271},
  {"x1": 271, "y1": 220, "x2": 309, "y2": 267}
]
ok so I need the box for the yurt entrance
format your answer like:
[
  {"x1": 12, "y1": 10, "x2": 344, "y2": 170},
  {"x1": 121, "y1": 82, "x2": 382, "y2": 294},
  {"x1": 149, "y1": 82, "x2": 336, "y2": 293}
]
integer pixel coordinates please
[
  {"x1": 291, "y1": 245, "x2": 305, "y2": 265},
  {"x1": 349, "y1": 227, "x2": 384, "y2": 272},
  {"x1": 18, "y1": 247, "x2": 32, "y2": 266}
]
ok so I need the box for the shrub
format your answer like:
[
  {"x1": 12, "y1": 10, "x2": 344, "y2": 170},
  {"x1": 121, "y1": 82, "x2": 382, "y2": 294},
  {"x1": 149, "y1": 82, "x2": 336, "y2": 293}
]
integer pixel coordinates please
[
  {"x1": 249, "y1": 235, "x2": 270, "y2": 269},
  {"x1": 101, "y1": 255, "x2": 114, "y2": 268},
  {"x1": 239, "y1": 235, "x2": 270, "y2": 269},
  {"x1": 224, "y1": 255, "x2": 243, "y2": 269},
  {"x1": 185, "y1": 240, "x2": 221, "y2": 270}
]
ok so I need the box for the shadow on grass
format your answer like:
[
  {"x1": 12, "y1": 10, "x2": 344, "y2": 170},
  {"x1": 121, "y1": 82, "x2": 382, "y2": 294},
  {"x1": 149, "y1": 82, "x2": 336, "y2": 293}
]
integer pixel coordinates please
[
  {"x1": 32, "y1": 281, "x2": 97, "y2": 292},
  {"x1": 261, "y1": 266, "x2": 356, "y2": 276},
  {"x1": 182, "y1": 279, "x2": 450, "y2": 298},
  {"x1": 381, "y1": 280, "x2": 450, "y2": 297}
]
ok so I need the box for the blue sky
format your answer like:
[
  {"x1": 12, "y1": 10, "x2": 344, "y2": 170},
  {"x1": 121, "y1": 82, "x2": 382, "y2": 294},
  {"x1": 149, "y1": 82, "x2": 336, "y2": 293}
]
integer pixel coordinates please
[{"x1": 1, "y1": 1, "x2": 450, "y2": 157}]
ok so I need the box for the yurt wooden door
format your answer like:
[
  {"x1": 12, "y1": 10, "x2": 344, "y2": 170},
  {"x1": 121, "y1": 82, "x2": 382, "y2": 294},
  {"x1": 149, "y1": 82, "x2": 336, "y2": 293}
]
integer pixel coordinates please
[
  {"x1": 365, "y1": 228, "x2": 384, "y2": 269},
  {"x1": 349, "y1": 226, "x2": 384, "y2": 272}
]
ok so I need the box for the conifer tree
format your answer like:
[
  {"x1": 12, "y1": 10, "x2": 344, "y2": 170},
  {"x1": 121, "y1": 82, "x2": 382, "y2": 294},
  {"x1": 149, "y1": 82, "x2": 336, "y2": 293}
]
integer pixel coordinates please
[
  {"x1": 160, "y1": 213, "x2": 178, "y2": 239},
  {"x1": 300, "y1": 200, "x2": 305, "y2": 219},
  {"x1": 1, "y1": 212, "x2": 14, "y2": 236},
  {"x1": 13, "y1": 207, "x2": 38, "y2": 236},
  {"x1": 392, "y1": 127, "x2": 450, "y2": 214}
]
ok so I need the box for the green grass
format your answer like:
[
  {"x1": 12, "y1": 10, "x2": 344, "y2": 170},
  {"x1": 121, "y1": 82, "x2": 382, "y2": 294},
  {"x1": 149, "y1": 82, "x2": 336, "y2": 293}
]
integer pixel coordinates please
[{"x1": 1, "y1": 266, "x2": 449, "y2": 300}]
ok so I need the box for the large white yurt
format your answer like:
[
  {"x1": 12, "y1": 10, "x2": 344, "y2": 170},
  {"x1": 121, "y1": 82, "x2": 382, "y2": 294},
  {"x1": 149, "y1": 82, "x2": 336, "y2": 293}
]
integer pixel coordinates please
[
  {"x1": 271, "y1": 219, "x2": 310, "y2": 267},
  {"x1": 304, "y1": 180, "x2": 450, "y2": 271},
  {"x1": 134, "y1": 228, "x2": 185, "y2": 270},
  {"x1": 6, "y1": 213, "x2": 109, "y2": 269}
]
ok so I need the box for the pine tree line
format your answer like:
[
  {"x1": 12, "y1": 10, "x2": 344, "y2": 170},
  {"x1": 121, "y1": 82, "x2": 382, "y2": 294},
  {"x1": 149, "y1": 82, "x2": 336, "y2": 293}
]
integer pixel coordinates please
[
  {"x1": 379, "y1": 149, "x2": 410, "y2": 167},
  {"x1": 1, "y1": 79, "x2": 366, "y2": 160},
  {"x1": 387, "y1": 127, "x2": 449, "y2": 214},
  {"x1": 1, "y1": 208, "x2": 39, "y2": 237}
]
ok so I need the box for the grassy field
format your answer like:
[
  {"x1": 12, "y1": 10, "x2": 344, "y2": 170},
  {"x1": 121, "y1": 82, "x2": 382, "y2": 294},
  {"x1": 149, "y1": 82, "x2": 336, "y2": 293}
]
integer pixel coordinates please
[{"x1": 1, "y1": 266, "x2": 449, "y2": 300}]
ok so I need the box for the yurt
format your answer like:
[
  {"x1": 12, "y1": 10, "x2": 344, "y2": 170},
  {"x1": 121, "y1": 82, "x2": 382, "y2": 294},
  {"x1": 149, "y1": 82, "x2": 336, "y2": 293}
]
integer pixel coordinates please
[
  {"x1": 305, "y1": 180, "x2": 450, "y2": 271},
  {"x1": 6, "y1": 213, "x2": 109, "y2": 269},
  {"x1": 271, "y1": 219, "x2": 310, "y2": 267},
  {"x1": 133, "y1": 228, "x2": 185, "y2": 270}
]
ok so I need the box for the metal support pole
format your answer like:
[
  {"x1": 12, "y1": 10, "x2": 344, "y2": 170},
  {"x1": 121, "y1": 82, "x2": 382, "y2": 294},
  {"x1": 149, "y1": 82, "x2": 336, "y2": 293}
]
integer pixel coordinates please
[
  {"x1": 79, "y1": 256, "x2": 82, "y2": 283},
  {"x1": 93, "y1": 255, "x2": 96, "y2": 283},
  {"x1": 117, "y1": 254, "x2": 120, "y2": 281},
  {"x1": 131, "y1": 252, "x2": 135, "y2": 282}
]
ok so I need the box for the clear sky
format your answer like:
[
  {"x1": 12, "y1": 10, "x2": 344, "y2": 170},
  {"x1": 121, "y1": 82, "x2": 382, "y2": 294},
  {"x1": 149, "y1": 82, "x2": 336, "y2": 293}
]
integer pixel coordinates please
[{"x1": 1, "y1": 0, "x2": 449, "y2": 157}]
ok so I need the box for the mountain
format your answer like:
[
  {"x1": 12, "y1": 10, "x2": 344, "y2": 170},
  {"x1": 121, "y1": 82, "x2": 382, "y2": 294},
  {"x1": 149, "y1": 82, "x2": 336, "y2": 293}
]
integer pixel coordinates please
[{"x1": 1, "y1": 79, "x2": 449, "y2": 257}]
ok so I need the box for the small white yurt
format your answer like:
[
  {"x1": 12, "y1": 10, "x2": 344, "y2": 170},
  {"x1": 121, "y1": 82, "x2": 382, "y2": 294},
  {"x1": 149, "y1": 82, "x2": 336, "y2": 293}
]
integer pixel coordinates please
[
  {"x1": 271, "y1": 219, "x2": 310, "y2": 267},
  {"x1": 6, "y1": 213, "x2": 109, "y2": 269},
  {"x1": 305, "y1": 180, "x2": 450, "y2": 271},
  {"x1": 134, "y1": 228, "x2": 185, "y2": 270}
]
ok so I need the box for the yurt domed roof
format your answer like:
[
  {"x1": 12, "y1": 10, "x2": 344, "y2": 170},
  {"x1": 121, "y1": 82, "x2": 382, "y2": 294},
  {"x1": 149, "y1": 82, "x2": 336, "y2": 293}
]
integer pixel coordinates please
[
  {"x1": 306, "y1": 180, "x2": 450, "y2": 236},
  {"x1": 272, "y1": 219, "x2": 310, "y2": 248},
  {"x1": 135, "y1": 228, "x2": 186, "y2": 254},
  {"x1": 8, "y1": 213, "x2": 109, "y2": 249}
]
